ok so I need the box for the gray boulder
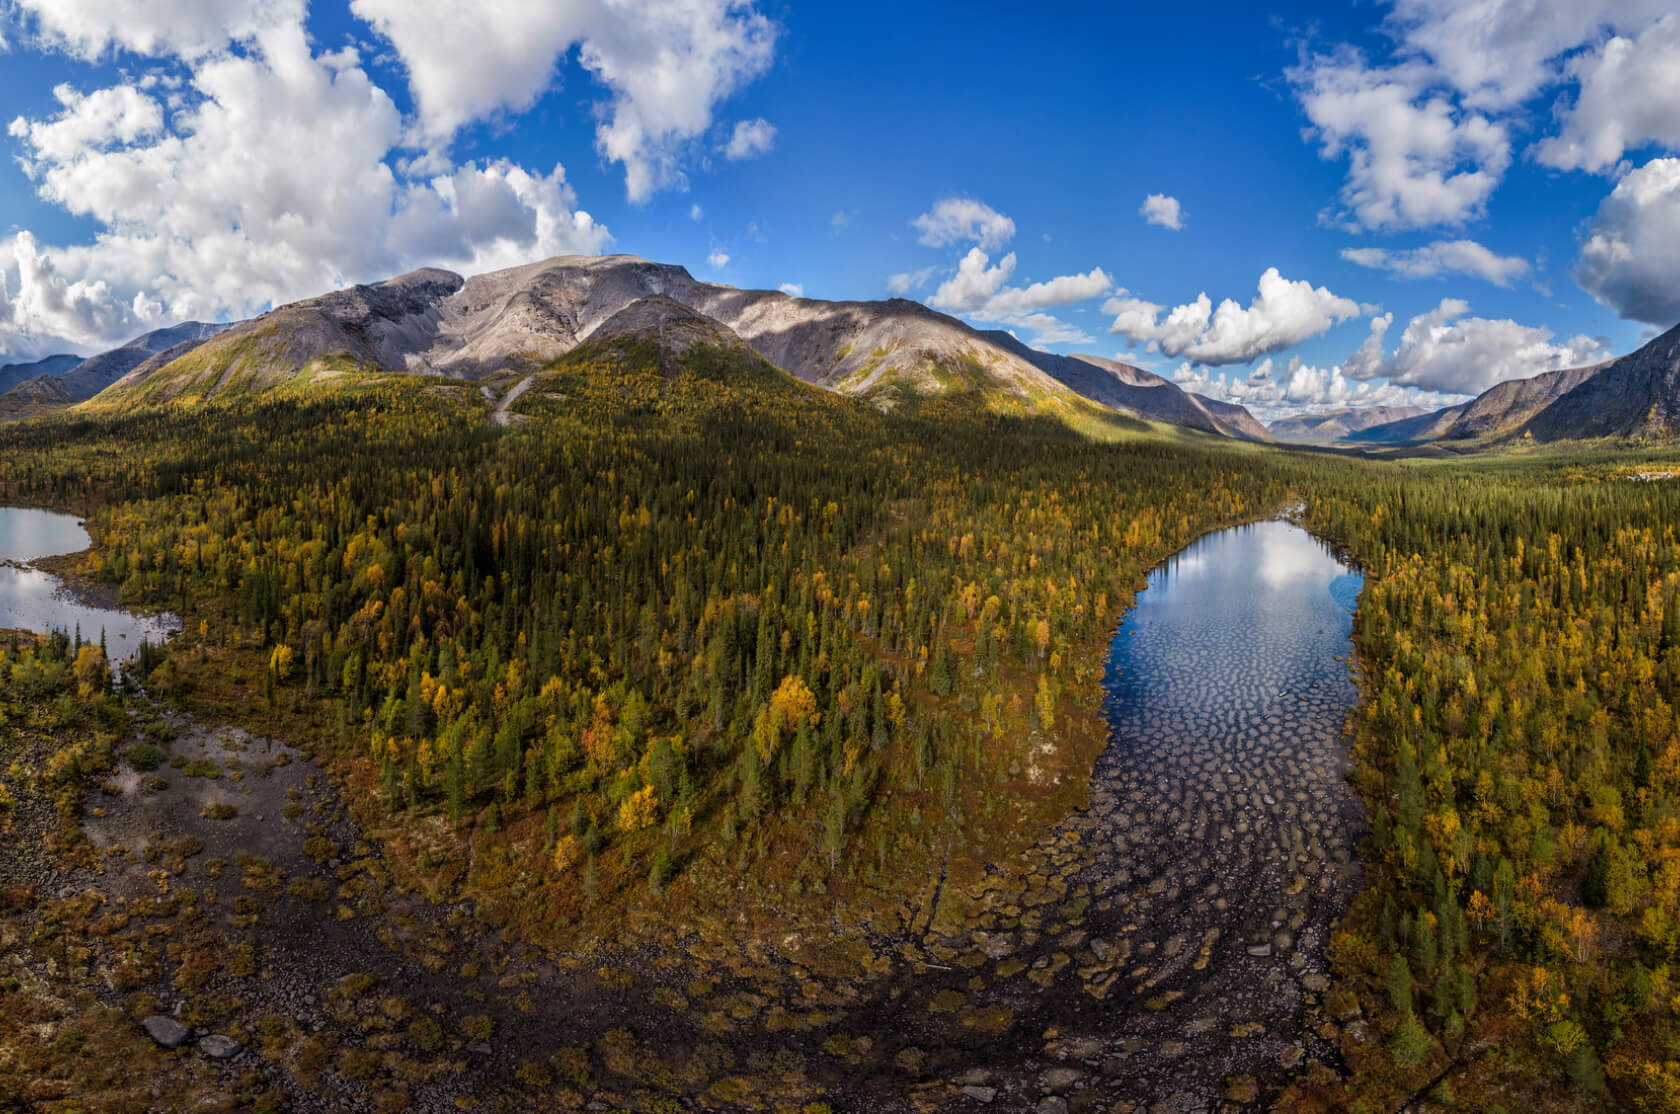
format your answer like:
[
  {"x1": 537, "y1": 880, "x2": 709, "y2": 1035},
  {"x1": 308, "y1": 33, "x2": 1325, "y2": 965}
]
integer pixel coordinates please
[
  {"x1": 141, "y1": 1015, "x2": 191, "y2": 1049},
  {"x1": 199, "y1": 1034, "x2": 242, "y2": 1059}
]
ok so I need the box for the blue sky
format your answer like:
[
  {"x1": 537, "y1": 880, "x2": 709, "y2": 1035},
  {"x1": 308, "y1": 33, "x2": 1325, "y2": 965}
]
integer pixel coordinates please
[{"x1": 2, "y1": 1, "x2": 1678, "y2": 419}]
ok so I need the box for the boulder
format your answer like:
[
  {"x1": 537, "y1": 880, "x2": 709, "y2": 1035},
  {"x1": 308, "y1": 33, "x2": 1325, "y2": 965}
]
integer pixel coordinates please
[
  {"x1": 141, "y1": 1015, "x2": 191, "y2": 1049},
  {"x1": 199, "y1": 1034, "x2": 242, "y2": 1059}
]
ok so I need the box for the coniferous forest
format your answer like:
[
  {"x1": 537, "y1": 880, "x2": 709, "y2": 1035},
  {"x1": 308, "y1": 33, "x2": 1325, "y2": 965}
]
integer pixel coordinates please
[{"x1": 3, "y1": 344, "x2": 1680, "y2": 1111}]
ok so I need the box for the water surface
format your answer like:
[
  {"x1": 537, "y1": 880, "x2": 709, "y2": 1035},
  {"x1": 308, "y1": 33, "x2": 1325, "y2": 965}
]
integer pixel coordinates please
[
  {"x1": 1079, "y1": 519, "x2": 1365, "y2": 1105},
  {"x1": 0, "y1": 505, "x2": 177, "y2": 660},
  {"x1": 885, "y1": 519, "x2": 1367, "y2": 1111},
  {"x1": 0, "y1": 506, "x2": 91, "y2": 564}
]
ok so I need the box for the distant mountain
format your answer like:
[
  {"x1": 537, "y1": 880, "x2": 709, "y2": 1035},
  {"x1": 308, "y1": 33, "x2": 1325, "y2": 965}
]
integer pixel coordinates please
[
  {"x1": 1350, "y1": 321, "x2": 1680, "y2": 446},
  {"x1": 1269, "y1": 405, "x2": 1425, "y2": 443},
  {"x1": 969, "y1": 338, "x2": 1268, "y2": 440},
  {"x1": 1342, "y1": 407, "x2": 1462, "y2": 445},
  {"x1": 0, "y1": 370, "x2": 76, "y2": 421},
  {"x1": 89, "y1": 255, "x2": 1268, "y2": 439},
  {"x1": 56, "y1": 321, "x2": 229, "y2": 401},
  {"x1": 0, "y1": 322, "x2": 230, "y2": 410},
  {"x1": 1521, "y1": 323, "x2": 1680, "y2": 441},
  {"x1": 1184, "y1": 392, "x2": 1273, "y2": 442},
  {"x1": 1354, "y1": 363, "x2": 1605, "y2": 444},
  {"x1": 0, "y1": 353, "x2": 79, "y2": 394}
]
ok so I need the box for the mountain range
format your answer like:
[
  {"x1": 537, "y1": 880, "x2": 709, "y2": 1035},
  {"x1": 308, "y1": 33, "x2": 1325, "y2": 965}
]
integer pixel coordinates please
[
  {"x1": 0, "y1": 354, "x2": 81, "y2": 395},
  {"x1": 0, "y1": 322, "x2": 229, "y2": 411},
  {"x1": 9, "y1": 253, "x2": 1680, "y2": 449},
  {"x1": 1350, "y1": 321, "x2": 1680, "y2": 446},
  {"x1": 80, "y1": 255, "x2": 1272, "y2": 440}
]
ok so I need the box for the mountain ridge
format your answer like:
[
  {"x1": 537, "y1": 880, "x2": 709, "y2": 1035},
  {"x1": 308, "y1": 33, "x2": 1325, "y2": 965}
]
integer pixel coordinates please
[
  {"x1": 87, "y1": 254, "x2": 1270, "y2": 439},
  {"x1": 1, "y1": 322, "x2": 230, "y2": 407},
  {"x1": 0, "y1": 353, "x2": 80, "y2": 395}
]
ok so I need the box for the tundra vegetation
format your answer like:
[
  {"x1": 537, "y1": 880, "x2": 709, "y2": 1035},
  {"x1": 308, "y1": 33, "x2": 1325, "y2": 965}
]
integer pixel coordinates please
[{"x1": 0, "y1": 340, "x2": 1677, "y2": 1110}]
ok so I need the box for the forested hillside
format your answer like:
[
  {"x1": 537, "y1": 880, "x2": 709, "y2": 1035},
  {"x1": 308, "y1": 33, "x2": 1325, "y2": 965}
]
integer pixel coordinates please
[{"x1": 1288, "y1": 457, "x2": 1680, "y2": 1112}]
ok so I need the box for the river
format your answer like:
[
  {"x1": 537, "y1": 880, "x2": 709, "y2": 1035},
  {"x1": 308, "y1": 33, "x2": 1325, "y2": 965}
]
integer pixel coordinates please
[{"x1": 863, "y1": 518, "x2": 1369, "y2": 1111}]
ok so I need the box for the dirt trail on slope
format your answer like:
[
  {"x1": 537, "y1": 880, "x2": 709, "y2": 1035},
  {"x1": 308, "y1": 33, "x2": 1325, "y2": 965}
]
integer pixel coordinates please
[{"x1": 491, "y1": 376, "x2": 535, "y2": 427}]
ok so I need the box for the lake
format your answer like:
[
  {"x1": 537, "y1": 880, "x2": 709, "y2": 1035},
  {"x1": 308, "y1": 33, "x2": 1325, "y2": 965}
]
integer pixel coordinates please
[{"x1": 0, "y1": 505, "x2": 178, "y2": 662}]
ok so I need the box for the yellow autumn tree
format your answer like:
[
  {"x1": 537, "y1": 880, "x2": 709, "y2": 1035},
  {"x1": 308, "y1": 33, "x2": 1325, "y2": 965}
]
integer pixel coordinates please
[
  {"x1": 1035, "y1": 674, "x2": 1055, "y2": 730},
  {"x1": 72, "y1": 645, "x2": 108, "y2": 699},
  {"x1": 553, "y1": 833, "x2": 584, "y2": 873},
  {"x1": 754, "y1": 674, "x2": 817, "y2": 763},
  {"x1": 617, "y1": 785, "x2": 660, "y2": 833}
]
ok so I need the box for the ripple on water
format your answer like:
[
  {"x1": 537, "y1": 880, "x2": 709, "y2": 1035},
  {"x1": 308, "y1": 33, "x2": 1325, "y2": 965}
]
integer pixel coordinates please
[{"x1": 920, "y1": 520, "x2": 1365, "y2": 1111}]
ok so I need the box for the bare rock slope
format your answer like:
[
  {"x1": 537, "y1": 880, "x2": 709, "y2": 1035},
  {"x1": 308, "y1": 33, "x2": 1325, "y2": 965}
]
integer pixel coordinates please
[
  {"x1": 1521, "y1": 321, "x2": 1680, "y2": 441},
  {"x1": 92, "y1": 254, "x2": 1269, "y2": 438}
]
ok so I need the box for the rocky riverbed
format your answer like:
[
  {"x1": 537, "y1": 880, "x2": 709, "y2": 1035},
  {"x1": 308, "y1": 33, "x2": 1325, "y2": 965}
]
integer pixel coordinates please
[{"x1": 853, "y1": 522, "x2": 1370, "y2": 1111}]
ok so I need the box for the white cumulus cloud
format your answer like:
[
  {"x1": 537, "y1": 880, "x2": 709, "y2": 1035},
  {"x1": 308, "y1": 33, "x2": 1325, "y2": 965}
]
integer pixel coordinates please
[
  {"x1": 1576, "y1": 157, "x2": 1680, "y2": 326},
  {"x1": 778, "y1": 282, "x2": 802, "y2": 298},
  {"x1": 1342, "y1": 313, "x2": 1394, "y2": 380},
  {"x1": 927, "y1": 248, "x2": 1016, "y2": 313},
  {"x1": 1005, "y1": 313, "x2": 1093, "y2": 348},
  {"x1": 707, "y1": 249, "x2": 730, "y2": 270},
  {"x1": 349, "y1": 0, "x2": 777, "y2": 202},
  {"x1": 724, "y1": 117, "x2": 776, "y2": 160},
  {"x1": 1535, "y1": 15, "x2": 1680, "y2": 174},
  {"x1": 9, "y1": 0, "x2": 303, "y2": 59},
  {"x1": 1355, "y1": 298, "x2": 1605, "y2": 395},
  {"x1": 924, "y1": 249, "x2": 1111, "y2": 350},
  {"x1": 1139, "y1": 193, "x2": 1184, "y2": 230},
  {"x1": 1171, "y1": 357, "x2": 1466, "y2": 423},
  {"x1": 1341, "y1": 239, "x2": 1529, "y2": 286},
  {"x1": 982, "y1": 267, "x2": 1112, "y2": 316},
  {"x1": 0, "y1": 19, "x2": 608, "y2": 358},
  {"x1": 1386, "y1": 0, "x2": 1672, "y2": 110},
  {"x1": 1104, "y1": 267, "x2": 1360, "y2": 366},
  {"x1": 886, "y1": 266, "x2": 939, "y2": 296},
  {"x1": 912, "y1": 198, "x2": 1016, "y2": 251},
  {"x1": 1289, "y1": 53, "x2": 1510, "y2": 230}
]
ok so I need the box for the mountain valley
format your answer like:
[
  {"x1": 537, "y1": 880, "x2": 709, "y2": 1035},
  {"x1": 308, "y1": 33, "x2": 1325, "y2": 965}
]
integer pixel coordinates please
[{"x1": 0, "y1": 257, "x2": 1677, "y2": 1114}]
